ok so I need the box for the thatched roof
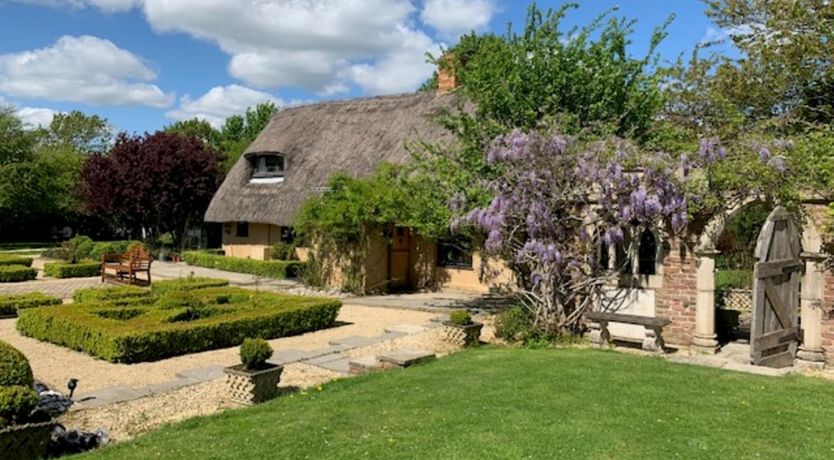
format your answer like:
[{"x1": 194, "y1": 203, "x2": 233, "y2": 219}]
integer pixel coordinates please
[{"x1": 204, "y1": 91, "x2": 460, "y2": 227}]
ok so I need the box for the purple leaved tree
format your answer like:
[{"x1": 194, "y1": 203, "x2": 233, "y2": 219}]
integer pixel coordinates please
[{"x1": 457, "y1": 130, "x2": 722, "y2": 336}]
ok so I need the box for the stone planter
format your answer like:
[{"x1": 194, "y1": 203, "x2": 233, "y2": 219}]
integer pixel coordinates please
[
  {"x1": 443, "y1": 321, "x2": 483, "y2": 347},
  {"x1": 0, "y1": 419, "x2": 57, "y2": 460},
  {"x1": 224, "y1": 363, "x2": 284, "y2": 405}
]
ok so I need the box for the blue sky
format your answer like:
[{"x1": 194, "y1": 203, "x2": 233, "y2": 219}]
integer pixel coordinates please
[{"x1": 0, "y1": 1, "x2": 727, "y2": 134}]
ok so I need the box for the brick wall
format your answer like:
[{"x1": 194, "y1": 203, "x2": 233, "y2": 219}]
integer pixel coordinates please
[{"x1": 655, "y1": 240, "x2": 698, "y2": 346}]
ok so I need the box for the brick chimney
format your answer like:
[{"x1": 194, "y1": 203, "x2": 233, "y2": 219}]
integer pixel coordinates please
[{"x1": 436, "y1": 54, "x2": 457, "y2": 93}]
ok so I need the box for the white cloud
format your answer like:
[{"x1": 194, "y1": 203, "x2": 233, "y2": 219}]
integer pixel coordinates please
[
  {"x1": 0, "y1": 35, "x2": 173, "y2": 107},
  {"x1": 420, "y1": 0, "x2": 495, "y2": 38},
  {"x1": 15, "y1": 106, "x2": 59, "y2": 128},
  {"x1": 349, "y1": 26, "x2": 442, "y2": 94},
  {"x1": 165, "y1": 84, "x2": 281, "y2": 128},
  {"x1": 140, "y1": 0, "x2": 442, "y2": 95}
]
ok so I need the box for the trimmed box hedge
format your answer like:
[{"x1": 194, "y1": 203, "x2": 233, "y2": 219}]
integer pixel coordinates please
[
  {"x1": 0, "y1": 293, "x2": 61, "y2": 317},
  {"x1": 0, "y1": 255, "x2": 33, "y2": 268},
  {"x1": 72, "y1": 285, "x2": 153, "y2": 306},
  {"x1": 0, "y1": 339, "x2": 33, "y2": 388},
  {"x1": 43, "y1": 260, "x2": 101, "y2": 279},
  {"x1": 152, "y1": 277, "x2": 230, "y2": 295},
  {"x1": 183, "y1": 251, "x2": 303, "y2": 279},
  {"x1": 17, "y1": 286, "x2": 341, "y2": 363},
  {"x1": 0, "y1": 266, "x2": 37, "y2": 283}
]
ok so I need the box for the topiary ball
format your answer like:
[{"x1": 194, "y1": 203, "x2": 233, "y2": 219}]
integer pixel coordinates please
[
  {"x1": 0, "y1": 339, "x2": 34, "y2": 387},
  {"x1": 0, "y1": 386, "x2": 40, "y2": 427},
  {"x1": 448, "y1": 309, "x2": 473, "y2": 326},
  {"x1": 240, "y1": 338, "x2": 273, "y2": 370}
]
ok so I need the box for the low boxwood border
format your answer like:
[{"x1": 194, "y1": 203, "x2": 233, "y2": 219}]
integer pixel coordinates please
[
  {"x1": 0, "y1": 293, "x2": 61, "y2": 317},
  {"x1": 0, "y1": 266, "x2": 37, "y2": 283},
  {"x1": 183, "y1": 251, "x2": 304, "y2": 279},
  {"x1": 0, "y1": 256, "x2": 33, "y2": 268},
  {"x1": 43, "y1": 261, "x2": 101, "y2": 279},
  {"x1": 152, "y1": 277, "x2": 230, "y2": 295},
  {"x1": 17, "y1": 288, "x2": 341, "y2": 363}
]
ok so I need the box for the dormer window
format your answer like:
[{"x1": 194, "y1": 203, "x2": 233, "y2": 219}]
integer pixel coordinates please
[{"x1": 248, "y1": 152, "x2": 285, "y2": 183}]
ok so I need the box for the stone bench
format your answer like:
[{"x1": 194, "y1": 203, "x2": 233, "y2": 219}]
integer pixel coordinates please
[{"x1": 587, "y1": 311, "x2": 671, "y2": 353}]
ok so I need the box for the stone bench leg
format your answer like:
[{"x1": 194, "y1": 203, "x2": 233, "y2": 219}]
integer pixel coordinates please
[
  {"x1": 589, "y1": 320, "x2": 611, "y2": 348},
  {"x1": 642, "y1": 326, "x2": 665, "y2": 353}
]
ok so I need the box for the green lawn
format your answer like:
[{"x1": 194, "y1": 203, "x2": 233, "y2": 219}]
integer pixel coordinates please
[{"x1": 83, "y1": 348, "x2": 834, "y2": 460}]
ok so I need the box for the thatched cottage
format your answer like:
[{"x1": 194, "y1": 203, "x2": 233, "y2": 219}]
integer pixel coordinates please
[{"x1": 204, "y1": 85, "x2": 509, "y2": 293}]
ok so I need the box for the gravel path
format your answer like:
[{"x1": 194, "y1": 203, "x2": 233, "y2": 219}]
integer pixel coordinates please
[
  {"x1": 57, "y1": 325, "x2": 477, "y2": 442},
  {"x1": 0, "y1": 304, "x2": 440, "y2": 393}
]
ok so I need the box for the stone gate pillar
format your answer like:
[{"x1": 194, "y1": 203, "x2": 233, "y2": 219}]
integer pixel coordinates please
[
  {"x1": 796, "y1": 252, "x2": 826, "y2": 368},
  {"x1": 692, "y1": 249, "x2": 720, "y2": 354}
]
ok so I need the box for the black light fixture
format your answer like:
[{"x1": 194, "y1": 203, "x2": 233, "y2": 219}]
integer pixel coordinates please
[{"x1": 67, "y1": 378, "x2": 78, "y2": 398}]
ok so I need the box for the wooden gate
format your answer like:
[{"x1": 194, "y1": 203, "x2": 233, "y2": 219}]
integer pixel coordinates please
[{"x1": 750, "y1": 207, "x2": 802, "y2": 368}]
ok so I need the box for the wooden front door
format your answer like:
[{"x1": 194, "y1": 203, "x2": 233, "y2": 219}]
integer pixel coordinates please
[
  {"x1": 750, "y1": 206, "x2": 802, "y2": 368},
  {"x1": 389, "y1": 226, "x2": 411, "y2": 291}
]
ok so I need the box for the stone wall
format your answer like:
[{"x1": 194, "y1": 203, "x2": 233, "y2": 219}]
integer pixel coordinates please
[
  {"x1": 655, "y1": 240, "x2": 698, "y2": 346},
  {"x1": 821, "y1": 269, "x2": 834, "y2": 363}
]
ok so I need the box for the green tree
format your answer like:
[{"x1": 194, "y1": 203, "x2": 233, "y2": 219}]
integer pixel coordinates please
[
  {"x1": 218, "y1": 102, "x2": 278, "y2": 171},
  {"x1": 0, "y1": 107, "x2": 37, "y2": 165},
  {"x1": 703, "y1": 0, "x2": 834, "y2": 128},
  {"x1": 165, "y1": 118, "x2": 221, "y2": 149},
  {"x1": 42, "y1": 111, "x2": 112, "y2": 154}
]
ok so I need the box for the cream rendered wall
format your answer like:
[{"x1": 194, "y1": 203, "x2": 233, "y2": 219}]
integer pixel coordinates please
[{"x1": 221, "y1": 222, "x2": 280, "y2": 260}]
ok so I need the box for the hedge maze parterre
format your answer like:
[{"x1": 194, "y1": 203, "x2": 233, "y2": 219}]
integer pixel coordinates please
[{"x1": 16, "y1": 278, "x2": 341, "y2": 363}]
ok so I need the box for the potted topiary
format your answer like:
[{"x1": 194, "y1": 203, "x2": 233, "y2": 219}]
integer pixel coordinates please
[
  {"x1": 443, "y1": 310, "x2": 483, "y2": 347},
  {"x1": 223, "y1": 338, "x2": 283, "y2": 405}
]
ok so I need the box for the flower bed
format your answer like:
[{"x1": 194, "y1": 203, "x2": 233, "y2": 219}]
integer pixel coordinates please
[
  {"x1": 43, "y1": 260, "x2": 101, "y2": 279},
  {"x1": 0, "y1": 293, "x2": 61, "y2": 317},
  {"x1": 182, "y1": 251, "x2": 304, "y2": 279},
  {"x1": 0, "y1": 265, "x2": 37, "y2": 283},
  {"x1": 0, "y1": 255, "x2": 34, "y2": 267},
  {"x1": 17, "y1": 286, "x2": 341, "y2": 363}
]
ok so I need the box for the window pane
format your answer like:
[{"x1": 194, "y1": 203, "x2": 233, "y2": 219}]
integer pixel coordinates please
[
  {"x1": 437, "y1": 238, "x2": 473, "y2": 268},
  {"x1": 638, "y1": 229, "x2": 657, "y2": 275},
  {"x1": 236, "y1": 222, "x2": 249, "y2": 238}
]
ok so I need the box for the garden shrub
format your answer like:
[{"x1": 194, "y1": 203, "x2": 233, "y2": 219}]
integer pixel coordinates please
[
  {"x1": 240, "y1": 338, "x2": 273, "y2": 369},
  {"x1": 0, "y1": 265, "x2": 37, "y2": 283},
  {"x1": 716, "y1": 269, "x2": 753, "y2": 292},
  {"x1": 494, "y1": 305, "x2": 536, "y2": 343},
  {"x1": 0, "y1": 339, "x2": 33, "y2": 387},
  {"x1": 89, "y1": 240, "x2": 144, "y2": 260},
  {"x1": 183, "y1": 251, "x2": 304, "y2": 279},
  {"x1": 153, "y1": 277, "x2": 230, "y2": 295},
  {"x1": 448, "y1": 310, "x2": 472, "y2": 326},
  {"x1": 269, "y1": 242, "x2": 296, "y2": 261},
  {"x1": 17, "y1": 287, "x2": 341, "y2": 363},
  {"x1": 43, "y1": 260, "x2": 101, "y2": 278},
  {"x1": 0, "y1": 255, "x2": 34, "y2": 267},
  {"x1": 0, "y1": 292, "x2": 61, "y2": 317},
  {"x1": 72, "y1": 285, "x2": 153, "y2": 305},
  {"x1": 0, "y1": 386, "x2": 40, "y2": 428}
]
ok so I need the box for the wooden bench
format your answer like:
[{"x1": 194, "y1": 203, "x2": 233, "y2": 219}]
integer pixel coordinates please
[
  {"x1": 587, "y1": 311, "x2": 671, "y2": 353},
  {"x1": 101, "y1": 246, "x2": 153, "y2": 286}
]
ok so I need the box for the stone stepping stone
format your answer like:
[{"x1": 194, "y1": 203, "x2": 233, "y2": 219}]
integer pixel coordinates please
[
  {"x1": 73, "y1": 385, "x2": 150, "y2": 409},
  {"x1": 348, "y1": 356, "x2": 380, "y2": 375},
  {"x1": 267, "y1": 348, "x2": 314, "y2": 365},
  {"x1": 384, "y1": 324, "x2": 428, "y2": 334},
  {"x1": 378, "y1": 348, "x2": 436, "y2": 369},
  {"x1": 307, "y1": 344, "x2": 351, "y2": 358},
  {"x1": 328, "y1": 335, "x2": 382, "y2": 348},
  {"x1": 430, "y1": 314, "x2": 451, "y2": 323},
  {"x1": 175, "y1": 365, "x2": 226, "y2": 382},
  {"x1": 313, "y1": 356, "x2": 354, "y2": 374},
  {"x1": 304, "y1": 352, "x2": 348, "y2": 366}
]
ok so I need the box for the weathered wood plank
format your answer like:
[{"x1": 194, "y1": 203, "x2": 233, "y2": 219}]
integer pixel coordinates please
[
  {"x1": 752, "y1": 326, "x2": 798, "y2": 351},
  {"x1": 586, "y1": 311, "x2": 671, "y2": 328},
  {"x1": 754, "y1": 259, "x2": 802, "y2": 278}
]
